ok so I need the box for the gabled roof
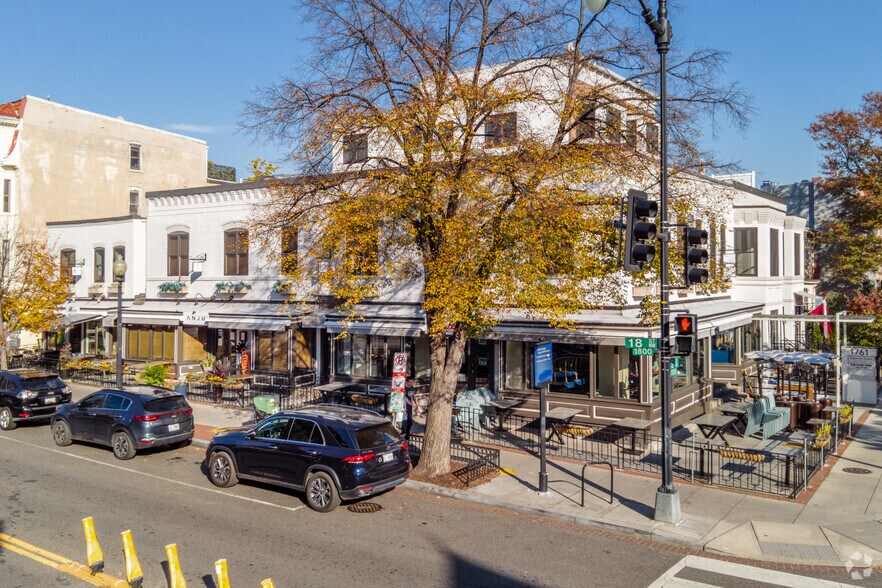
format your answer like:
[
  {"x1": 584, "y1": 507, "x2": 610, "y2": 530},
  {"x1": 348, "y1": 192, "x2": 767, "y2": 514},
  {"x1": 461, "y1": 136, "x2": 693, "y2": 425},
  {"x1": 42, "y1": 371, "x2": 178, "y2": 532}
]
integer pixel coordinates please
[{"x1": 0, "y1": 97, "x2": 26, "y2": 119}]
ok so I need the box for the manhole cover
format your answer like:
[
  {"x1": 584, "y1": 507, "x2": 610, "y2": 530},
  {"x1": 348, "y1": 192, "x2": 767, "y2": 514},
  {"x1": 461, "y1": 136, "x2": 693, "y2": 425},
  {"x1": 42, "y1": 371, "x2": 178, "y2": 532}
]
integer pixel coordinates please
[
  {"x1": 347, "y1": 502, "x2": 383, "y2": 513},
  {"x1": 843, "y1": 467, "x2": 873, "y2": 475}
]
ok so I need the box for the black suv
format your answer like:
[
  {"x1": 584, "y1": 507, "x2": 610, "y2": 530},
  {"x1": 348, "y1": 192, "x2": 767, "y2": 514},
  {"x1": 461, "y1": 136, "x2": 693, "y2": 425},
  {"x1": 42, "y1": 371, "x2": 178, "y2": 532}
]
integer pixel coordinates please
[
  {"x1": 206, "y1": 405, "x2": 410, "y2": 512},
  {"x1": 0, "y1": 369, "x2": 72, "y2": 430}
]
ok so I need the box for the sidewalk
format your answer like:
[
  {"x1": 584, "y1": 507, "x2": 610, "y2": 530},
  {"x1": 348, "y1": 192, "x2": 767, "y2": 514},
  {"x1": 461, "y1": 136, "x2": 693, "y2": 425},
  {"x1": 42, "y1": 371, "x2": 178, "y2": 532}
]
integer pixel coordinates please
[{"x1": 145, "y1": 388, "x2": 882, "y2": 569}]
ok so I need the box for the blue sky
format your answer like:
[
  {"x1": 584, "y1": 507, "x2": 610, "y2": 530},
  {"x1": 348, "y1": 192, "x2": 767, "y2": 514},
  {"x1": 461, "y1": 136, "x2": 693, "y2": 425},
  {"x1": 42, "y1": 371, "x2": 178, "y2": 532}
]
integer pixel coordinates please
[{"x1": 4, "y1": 1, "x2": 881, "y2": 186}]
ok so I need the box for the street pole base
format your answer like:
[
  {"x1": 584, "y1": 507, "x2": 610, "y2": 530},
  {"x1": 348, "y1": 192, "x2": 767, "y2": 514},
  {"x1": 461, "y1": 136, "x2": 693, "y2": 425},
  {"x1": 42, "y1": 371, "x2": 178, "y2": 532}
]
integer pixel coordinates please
[{"x1": 654, "y1": 488, "x2": 681, "y2": 523}]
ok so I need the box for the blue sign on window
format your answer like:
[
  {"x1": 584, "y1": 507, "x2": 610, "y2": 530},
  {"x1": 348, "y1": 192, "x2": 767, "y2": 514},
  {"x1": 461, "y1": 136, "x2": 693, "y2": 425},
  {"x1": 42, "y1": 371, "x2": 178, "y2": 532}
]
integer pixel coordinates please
[{"x1": 533, "y1": 342, "x2": 553, "y2": 387}]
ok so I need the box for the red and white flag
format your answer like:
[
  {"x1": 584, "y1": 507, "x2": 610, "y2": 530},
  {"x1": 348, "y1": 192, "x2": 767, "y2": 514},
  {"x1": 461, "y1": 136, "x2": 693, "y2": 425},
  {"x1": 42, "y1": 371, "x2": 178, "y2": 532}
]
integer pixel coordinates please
[{"x1": 808, "y1": 300, "x2": 831, "y2": 338}]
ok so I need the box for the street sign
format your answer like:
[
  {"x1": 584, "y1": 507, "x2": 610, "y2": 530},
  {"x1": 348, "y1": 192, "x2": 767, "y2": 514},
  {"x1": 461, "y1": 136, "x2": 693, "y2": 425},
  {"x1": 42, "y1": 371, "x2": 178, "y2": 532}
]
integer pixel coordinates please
[
  {"x1": 625, "y1": 337, "x2": 658, "y2": 350},
  {"x1": 533, "y1": 342, "x2": 553, "y2": 387},
  {"x1": 631, "y1": 347, "x2": 655, "y2": 356}
]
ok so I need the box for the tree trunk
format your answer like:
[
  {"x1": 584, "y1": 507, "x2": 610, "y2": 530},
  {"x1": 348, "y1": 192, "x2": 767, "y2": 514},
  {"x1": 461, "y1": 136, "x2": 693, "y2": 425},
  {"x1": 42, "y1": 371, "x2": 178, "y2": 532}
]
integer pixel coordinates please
[
  {"x1": 411, "y1": 330, "x2": 467, "y2": 478},
  {"x1": 0, "y1": 342, "x2": 6, "y2": 371}
]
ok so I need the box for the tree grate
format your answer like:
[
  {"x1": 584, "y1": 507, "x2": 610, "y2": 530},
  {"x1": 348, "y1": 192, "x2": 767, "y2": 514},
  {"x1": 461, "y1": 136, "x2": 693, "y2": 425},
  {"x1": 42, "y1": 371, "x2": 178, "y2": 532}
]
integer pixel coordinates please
[
  {"x1": 843, "y1": 467, "x2": 873, "y2": 474},
  {"x1": 347, "y1": 502, "x2": 383, "y2": 513}
]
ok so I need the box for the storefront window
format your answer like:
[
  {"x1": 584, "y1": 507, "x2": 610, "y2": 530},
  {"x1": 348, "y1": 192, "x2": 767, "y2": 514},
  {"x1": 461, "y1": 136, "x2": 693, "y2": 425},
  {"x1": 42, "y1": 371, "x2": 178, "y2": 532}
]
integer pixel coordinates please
[
  {"x1": 596, "y1": 346, "x2": 638, "y2": 400},
  {"x1": 83, "y1": 321, "x2": 105, "y2": 355},
  {"x1": 293, "y1": 329, "x2": 312, "y2": 370},
  {"x1": 412, "y1": 337, "x2": 431, "y2": 380},
  {"x1": 550, "y1": 343, "x2": 590, "y2": 395},
  {"x1": 694, "y1": 338, "x2": 706, "y2": 381},
  {"x1": 335, "y1": 334, "x2": 367, "y2": 376},
  {"x1": 671, "y1": 355, "x2": 692, "y2": 388},
  {"x1": 370, "y1": 336, "x2": 402, "y2": 379},
  {"x1": 742, "y1": 322, "x2": 760, "y2": 354},
  {"x1": 712, "y1": 328, "x2": 735, "y2": 364},
  {"x1": 257, "y1": 330, "x2": 288, "y2": 371},
  {"x1": 182, "y1": 327, "x2": 207, "y2": 362},
  {"x1": 126, "y1": 326, "x2": 174, "y2": 361},
  {"x1": 504, "y1": 341, "x2": 526, "y2": 389}
]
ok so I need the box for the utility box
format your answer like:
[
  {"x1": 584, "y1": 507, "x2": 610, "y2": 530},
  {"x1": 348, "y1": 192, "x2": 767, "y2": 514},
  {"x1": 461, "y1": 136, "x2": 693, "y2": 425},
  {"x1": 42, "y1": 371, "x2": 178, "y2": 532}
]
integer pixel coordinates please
[{"x1": 842, "y1": 346, "x2": 878, "y2": 405}]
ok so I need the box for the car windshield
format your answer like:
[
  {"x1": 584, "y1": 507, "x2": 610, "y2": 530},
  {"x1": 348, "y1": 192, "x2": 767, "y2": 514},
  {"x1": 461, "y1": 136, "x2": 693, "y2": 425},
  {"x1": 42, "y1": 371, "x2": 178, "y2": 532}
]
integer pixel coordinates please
[
  {"x1": 353, "y1": 423, "x2": 402, "y2": 450},
  {"x1": 143, "y1": 396, "x2": 187, "y2": 413},
  {"x1": 22, "y1": 377, "x2": 66, "y2": 390}
]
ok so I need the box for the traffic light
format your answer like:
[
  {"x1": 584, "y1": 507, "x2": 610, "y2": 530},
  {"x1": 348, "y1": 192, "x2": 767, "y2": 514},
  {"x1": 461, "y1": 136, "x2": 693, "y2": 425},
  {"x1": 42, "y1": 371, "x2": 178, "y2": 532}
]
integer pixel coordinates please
[
  {"x1": 673, "y1": 313, "x2": 697, "y2": 356},
  {"x1": 683, "y1": 226, "x2": 709, "y2": 285},
  {"x1": 623, "y1": 189, "x2": 658, "y2": 272}
]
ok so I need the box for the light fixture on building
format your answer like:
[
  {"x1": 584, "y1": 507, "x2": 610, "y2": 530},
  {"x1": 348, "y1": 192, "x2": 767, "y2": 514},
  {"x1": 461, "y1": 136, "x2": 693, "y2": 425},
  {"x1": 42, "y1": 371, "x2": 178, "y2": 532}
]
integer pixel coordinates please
[{"x1": 190, "y1": 253, "x2": 207, "y2": 273}]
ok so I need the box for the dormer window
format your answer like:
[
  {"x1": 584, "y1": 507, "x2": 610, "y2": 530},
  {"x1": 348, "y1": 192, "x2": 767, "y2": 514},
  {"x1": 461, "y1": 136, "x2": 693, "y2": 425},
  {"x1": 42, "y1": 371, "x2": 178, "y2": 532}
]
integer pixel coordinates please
[
  {"x1": 604, "y1": 109, "x2": 622, "y2": 143},
  {"x1": 342, "y1": 134, "x2": 368, "y2": 164},
  {"x1": 485, "y1": 113, "x2": 517, "y2": 147}
]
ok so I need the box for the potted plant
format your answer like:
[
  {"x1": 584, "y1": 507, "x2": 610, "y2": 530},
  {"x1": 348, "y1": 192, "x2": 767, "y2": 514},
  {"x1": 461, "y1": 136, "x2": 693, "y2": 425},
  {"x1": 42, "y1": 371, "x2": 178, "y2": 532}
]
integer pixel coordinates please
[
  {"x1": 839, "y1": 404, "x2": 854, "y2": 425},
  {"x1": 215, "y1": 281, "x2": 250, "y2": 295},
  {"x1": 88, "y1": 284, "x2": 106, "y2": 295},
  {"x1": 158, "y1": 281, "x2": 189, "y2": 295},
  {"x1": 812, "y1": 424, "x2": 832, "y2": 450},
  {"x1": 271, "y1": 280, "x2": 293, "y2": 294},
  {"x1": 135, "y1": 364, "x2": 172, "y2": 388}
]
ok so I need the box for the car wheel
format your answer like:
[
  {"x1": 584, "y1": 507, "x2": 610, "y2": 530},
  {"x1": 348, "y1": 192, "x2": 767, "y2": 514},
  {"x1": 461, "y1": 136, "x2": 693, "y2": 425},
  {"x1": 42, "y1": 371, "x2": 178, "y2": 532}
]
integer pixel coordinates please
[
  {"x1": 305, "y1": 471, "x2": 341, "y2": 513},
  {"x1": 53, "y1": 420, "x2": 72, "y2": 446},
  {"x1": 111, "y1": 431, "x2": 136, "y2": 460},
  {"x1": 209, "y1": 451, "x2": 238, "y2": 488},
  {"x1": 0, "y1": 406, "x2": 16, "y2": 431}
]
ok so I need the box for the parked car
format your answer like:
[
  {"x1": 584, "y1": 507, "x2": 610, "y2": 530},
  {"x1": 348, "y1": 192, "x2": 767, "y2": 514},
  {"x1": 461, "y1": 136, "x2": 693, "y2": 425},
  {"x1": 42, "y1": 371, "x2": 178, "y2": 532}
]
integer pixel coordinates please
[
  {"x1": 0, "y1": 369, "x2": 72, "y2": 431},
  {"x1": 51, "y1": 388, "x2": 194, "y2": 460},
  {"x1": 206, "y1": 405, "x2": 410, "y2": 512}
]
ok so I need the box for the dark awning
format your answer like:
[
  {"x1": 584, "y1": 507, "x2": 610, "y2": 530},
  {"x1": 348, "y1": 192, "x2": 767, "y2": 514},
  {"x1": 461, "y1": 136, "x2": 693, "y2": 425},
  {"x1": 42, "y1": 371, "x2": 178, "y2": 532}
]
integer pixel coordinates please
[{"x1": 60, "y1": 313, "x2": 104, "y2": 326}]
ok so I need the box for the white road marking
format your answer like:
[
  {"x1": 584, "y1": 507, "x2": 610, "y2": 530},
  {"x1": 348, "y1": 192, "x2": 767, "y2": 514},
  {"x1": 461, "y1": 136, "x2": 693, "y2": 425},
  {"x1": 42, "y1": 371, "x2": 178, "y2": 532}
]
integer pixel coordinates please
[
  {"x1": 0, "y1": 435, "x2": 305, "y2": 513},
  {"x1": 648, "y1": 555, "x2": 859, "y2": 588}
]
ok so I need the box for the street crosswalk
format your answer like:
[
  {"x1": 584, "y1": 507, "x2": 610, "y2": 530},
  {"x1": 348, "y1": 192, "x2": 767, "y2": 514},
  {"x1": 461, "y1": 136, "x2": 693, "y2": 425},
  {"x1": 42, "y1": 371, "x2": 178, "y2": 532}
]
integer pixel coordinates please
[{"x1": 648, "y1": 556, "x2": 860, "y2": 587}]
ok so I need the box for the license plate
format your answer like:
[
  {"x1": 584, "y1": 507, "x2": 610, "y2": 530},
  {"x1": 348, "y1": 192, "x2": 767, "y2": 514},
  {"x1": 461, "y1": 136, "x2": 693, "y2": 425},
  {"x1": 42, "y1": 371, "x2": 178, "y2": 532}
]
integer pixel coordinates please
[
  {"x1": 168, "y1": 423, "x2": 180, "y2": 432},
  {"x1": 44, "y1": 396, "x2": 58, "y2": 404},
  {"x1": 378, "y1": 451, "x2": 394, "y2": 463}
]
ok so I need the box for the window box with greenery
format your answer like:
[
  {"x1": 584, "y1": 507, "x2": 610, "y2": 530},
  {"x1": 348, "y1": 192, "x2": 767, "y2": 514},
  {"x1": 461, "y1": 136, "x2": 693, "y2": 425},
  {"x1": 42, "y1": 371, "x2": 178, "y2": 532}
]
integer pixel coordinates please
[
  {"x1": 215, "y1": 281, "x2": 250, "y2": 295},
  {"x1": 270, "y1": 280, "x2": 293, "y2": 294},
  {"x1": 158, "y1": 281, "x2": 189, "y2": 295}
]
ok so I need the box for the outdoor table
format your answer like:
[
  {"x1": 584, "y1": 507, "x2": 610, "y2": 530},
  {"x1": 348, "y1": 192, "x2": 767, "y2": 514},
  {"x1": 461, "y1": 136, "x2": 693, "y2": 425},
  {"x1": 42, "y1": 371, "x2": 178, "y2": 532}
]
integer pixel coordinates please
[
  {"x1": 544, "y1": 407, "x2": 583, "y2": 443},
  {"x1": 314, "y1": 381, "x2": 349, "y2": 404},
  {"x1": 691, "y1": 414, "x2": 738, "y2": 445},
  {"x1": 480, "y1": 398, "x2": 525, "y2": 432},
  {"x1": 614, "y1": 417, "x2": 654, "y2": 453},
  {"x1": 717, "y1": 401, "x2": 750, "y2": 432}
]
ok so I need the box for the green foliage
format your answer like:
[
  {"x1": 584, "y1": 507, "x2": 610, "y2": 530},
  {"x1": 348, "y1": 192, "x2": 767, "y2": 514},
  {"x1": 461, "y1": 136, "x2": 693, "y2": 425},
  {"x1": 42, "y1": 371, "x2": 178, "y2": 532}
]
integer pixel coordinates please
[
  {"x1": 215, "y1": 281, "x2": 249, "y2": 292},
  {"x1": 136, "y1": 364, "x2": 170, "y2": 387},
  {"x1": 158, "y1": 281, "x2": 187, "y2": 293},
  {"x1": 208, "y1": 161, "x2": 237, "y2": 182}
]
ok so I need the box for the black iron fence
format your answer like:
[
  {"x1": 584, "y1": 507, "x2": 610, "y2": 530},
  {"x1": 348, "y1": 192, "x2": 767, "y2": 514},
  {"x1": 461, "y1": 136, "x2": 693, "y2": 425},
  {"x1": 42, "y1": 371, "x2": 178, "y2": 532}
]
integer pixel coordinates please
[
  {"x1": 449, "y1": 406, "x2": 831, "y2": 499},
  {"x1": 406, "y1": 434, "x2": 501, "y2": 486}
]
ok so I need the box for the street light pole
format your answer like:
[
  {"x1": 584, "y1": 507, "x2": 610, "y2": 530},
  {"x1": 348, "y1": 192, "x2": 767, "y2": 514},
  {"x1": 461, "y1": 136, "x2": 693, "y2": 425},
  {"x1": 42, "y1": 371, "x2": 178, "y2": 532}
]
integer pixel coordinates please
[
  {"x1": 587, "y1": 0, "x2": 680, "y2": 522},
  {"x1": 113, "y1": 259, "x2": 127, "y2": 389}
]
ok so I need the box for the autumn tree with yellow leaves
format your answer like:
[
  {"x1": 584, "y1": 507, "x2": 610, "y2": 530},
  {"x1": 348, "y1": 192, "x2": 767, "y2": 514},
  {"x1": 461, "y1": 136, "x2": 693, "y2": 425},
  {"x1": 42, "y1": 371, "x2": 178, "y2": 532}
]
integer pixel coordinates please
[
  {"x1": 0, "y1": 229, "x2": 71, "y2": 369},
  {"x1": 246, "y1": 0, "x2": 751, "y2": 476}
]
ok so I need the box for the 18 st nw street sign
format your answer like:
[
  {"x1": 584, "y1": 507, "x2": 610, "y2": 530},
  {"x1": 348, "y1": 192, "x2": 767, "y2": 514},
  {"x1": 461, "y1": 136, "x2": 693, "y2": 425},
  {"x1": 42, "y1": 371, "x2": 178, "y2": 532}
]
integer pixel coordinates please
[{"x1": 625, "y1": 337, "x2": 658, "y2": 356}]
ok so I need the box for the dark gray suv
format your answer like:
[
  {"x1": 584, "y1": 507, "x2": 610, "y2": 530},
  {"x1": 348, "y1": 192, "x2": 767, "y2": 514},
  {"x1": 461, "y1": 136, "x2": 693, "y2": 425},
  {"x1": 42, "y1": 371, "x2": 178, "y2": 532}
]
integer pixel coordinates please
[
  {"x1": 51, "y1": 388, "x2": 194, "y2": 459},
  {"x1": 0, "y1": 369, "x2": 72, "y2": 430}
]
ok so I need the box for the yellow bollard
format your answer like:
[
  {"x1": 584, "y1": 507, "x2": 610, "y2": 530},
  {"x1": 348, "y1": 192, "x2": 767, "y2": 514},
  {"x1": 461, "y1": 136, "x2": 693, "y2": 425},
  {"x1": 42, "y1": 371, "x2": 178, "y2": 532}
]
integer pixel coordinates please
[
  {"x1": 260, "y1": 579, "x2": 276, "y2": 588},
  {"x1": 166, "y1": 543, "x2": 187, "y2": 588},
  {"x1": 81, "y1": 516, "x2": 104, "y2": 575},
  {"x1": 121, "y1": 529, "x2": 143, "y2": 588},
  {"x1": 214, "y1": 558, "x2": 230, "y2": 588}
]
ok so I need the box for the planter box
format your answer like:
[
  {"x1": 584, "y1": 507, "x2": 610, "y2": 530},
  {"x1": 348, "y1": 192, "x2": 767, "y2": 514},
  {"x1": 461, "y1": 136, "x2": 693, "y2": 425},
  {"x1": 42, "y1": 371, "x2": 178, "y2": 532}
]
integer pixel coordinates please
[
  {"x1": 87, "y1": 285, "x2": 106, "y2": 295},
  {"x1": 158, "y1": 285, "x2": 189, "y2": 295},
  {"x1": 217, "y1": 287, "x2": 250, "y2": 295}
]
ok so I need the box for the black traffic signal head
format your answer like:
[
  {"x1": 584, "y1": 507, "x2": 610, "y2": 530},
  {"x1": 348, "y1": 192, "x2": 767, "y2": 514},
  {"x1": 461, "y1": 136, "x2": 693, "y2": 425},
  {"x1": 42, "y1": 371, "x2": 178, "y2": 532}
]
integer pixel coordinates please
[
  {"x1": 684, "y1": 227, "x2": 709, "y2": 285},
  {"x1": 624, "y1": 189, "x2": 658, "y2": 272},
  {"x1": 675, "y1": 314, "x2": 697, "y2": 335}
]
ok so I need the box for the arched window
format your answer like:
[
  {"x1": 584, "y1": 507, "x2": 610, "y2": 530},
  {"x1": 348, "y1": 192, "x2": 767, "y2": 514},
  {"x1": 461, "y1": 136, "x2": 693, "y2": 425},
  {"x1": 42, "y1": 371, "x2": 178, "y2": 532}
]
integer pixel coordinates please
[{"x1": 168, "y1": 232, "x2": 190, "y2": 277}]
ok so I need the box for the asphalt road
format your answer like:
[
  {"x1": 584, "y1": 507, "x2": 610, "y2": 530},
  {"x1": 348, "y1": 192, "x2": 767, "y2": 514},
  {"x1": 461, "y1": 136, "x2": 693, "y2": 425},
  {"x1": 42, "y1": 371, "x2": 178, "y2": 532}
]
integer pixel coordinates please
[{"x1": 0, "y1": 412, "x2": 869, "y2": 588}]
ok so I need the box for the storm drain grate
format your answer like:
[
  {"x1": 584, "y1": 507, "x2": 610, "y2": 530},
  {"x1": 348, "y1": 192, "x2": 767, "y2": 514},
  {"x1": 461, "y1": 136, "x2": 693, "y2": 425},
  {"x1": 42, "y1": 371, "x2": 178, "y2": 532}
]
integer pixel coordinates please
[
  {"x1": 347, "y1": 502, "x2": 383, "y2": 513},
  {"x1": 759, "y1": 541, "x2": 838, "y2": 562},
  {"x1": 843, "y1": 467, "x2": 873, "y2": 475}
]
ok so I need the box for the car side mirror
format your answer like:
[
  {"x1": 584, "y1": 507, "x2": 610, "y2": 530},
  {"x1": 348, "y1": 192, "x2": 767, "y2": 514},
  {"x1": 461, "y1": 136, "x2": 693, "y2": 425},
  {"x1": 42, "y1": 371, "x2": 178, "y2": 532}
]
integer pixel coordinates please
[{"x1": 245, "y1": 431, "x2": 255, "y2": 440}]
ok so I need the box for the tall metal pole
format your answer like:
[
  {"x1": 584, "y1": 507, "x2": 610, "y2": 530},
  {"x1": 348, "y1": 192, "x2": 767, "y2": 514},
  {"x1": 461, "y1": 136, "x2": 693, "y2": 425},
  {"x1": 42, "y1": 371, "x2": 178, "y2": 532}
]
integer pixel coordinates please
[
  {"x1": 647, "y1": 0, "x2": 680, "y2": 523},
  {"x1": 116, "y1": 279, "x2": 124, "y2": 389}
]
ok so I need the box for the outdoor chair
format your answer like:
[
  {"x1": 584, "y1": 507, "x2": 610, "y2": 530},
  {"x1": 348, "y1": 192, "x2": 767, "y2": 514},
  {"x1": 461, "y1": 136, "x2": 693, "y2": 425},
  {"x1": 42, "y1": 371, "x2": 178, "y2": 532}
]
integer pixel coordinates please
[
  {"x1": 745, "y1": 399, "x2": 786, "y2": 439},
  {"x1": 761, "y1": 393, "x2": 790, "y2": 429}
]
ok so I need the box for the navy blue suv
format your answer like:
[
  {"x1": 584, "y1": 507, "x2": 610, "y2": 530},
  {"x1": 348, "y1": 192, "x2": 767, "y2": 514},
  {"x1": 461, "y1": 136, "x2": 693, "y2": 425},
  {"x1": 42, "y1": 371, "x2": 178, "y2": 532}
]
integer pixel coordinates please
[
  {"x1": 0, "y1": 369, "x2": 72, "y2": 430},
  {"x1": 206, "y1": 405, "x2": 410, "y2": 512}
]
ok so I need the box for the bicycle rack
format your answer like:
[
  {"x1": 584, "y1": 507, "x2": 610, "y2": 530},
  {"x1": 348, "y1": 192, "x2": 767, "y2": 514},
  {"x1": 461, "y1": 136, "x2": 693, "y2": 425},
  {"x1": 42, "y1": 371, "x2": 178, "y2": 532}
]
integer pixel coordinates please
[{"x1": 581, "y1": 461, "x2": 614, "y2": 506}]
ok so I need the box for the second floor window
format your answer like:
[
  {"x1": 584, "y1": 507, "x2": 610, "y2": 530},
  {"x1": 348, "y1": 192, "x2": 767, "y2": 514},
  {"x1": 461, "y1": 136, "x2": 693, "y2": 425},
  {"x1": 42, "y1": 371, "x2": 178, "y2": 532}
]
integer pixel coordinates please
[
  {"x1": 646, "y1": 124, "x2": 659, "y2": 153},
  {"x1": 130, "y1": 143, "x2": 141, "y2": 171},
  {"x1": 770, "y1": 228, "x2": 780, "y2": 277},
  {"x1": 129, "y1": 189, "x2": 140, "y2": 215},
  {"x1": 224, "y1": 229, "x2": 248, "y2": 276},
  {"x1": 604, "y1": 109, "x2": 622, "y2": 143},
  {"x1": 2, "y1": 179, "x2": 10, "y2": 213},
  {"x1": 281, "y1": 227, "x2": 298, "y2": 273},
  {"x1": 168, "y1": 232, "x2": 190, "y2": 277},
  {"x1": 794, "y1": 233, "x2": 802, "y2": 277},
  {"x1": 60, "y1": 249, "x2": 76, "y2": 277},
  {"x1": 94, "y1": 247, "x2": 105, "y2": 283},
  {"x1": 625, "y1": 119, "x2": 638, "y2": 147},
  {"x1": 485, "y1": 113, "x2": 517, "y2": 147},
  {"x1": 734, "y1": 228, "x2": 757, "y2": 276},
  {"x1": 342, "y1": 134, "x2": 368, "y2": 164}
]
